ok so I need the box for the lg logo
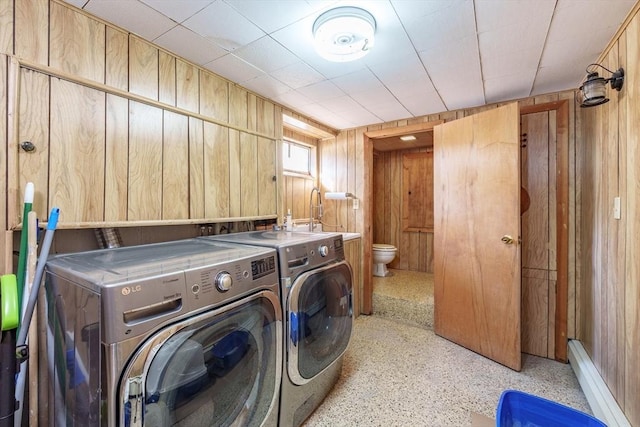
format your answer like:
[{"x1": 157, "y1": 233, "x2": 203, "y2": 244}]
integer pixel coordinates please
[{"x1": 121, "y1": 285, "x2": 142, "y2": 296}]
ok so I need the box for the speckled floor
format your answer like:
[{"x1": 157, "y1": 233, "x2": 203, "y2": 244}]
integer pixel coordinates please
[
  {"x1": 302, "y1": 270, "x2": 592, "y2": 427},
  {"x1": 372, "y1": 269, "x2": 434, "y2": 328}
]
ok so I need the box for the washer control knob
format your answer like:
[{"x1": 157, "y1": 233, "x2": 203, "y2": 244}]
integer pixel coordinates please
[
  {"x1": 215, "y1": 271, "x2": 233, "y2": 292},
  {"x1": 319, "y1": 245, "x2": 329, "y2": 257}
]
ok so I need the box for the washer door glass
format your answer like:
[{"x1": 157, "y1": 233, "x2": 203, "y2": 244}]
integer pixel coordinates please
[
  {"x1": 119, "y1": 290, "x2": 281, "y2": 427},
  {"x1": 288, "y1": 261, "x2": 353, "y2": 385}
]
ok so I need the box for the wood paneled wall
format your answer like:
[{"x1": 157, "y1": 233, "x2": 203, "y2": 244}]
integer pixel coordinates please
[
  {"x1": 578, "y1": 3, "x2": 640, "y2": 424},
  {"x1": 1, "y1": 0, "x2": 282, "y2": 231},
  {"x1": 520, "y1": 111, "x2": 558, "y2": 359},
  {"x1": 373, "y1": 148, "x2": 434, "y2": 273},
  {"x1": 319, "y1": 128, "x2": 364, "y2": 234}
]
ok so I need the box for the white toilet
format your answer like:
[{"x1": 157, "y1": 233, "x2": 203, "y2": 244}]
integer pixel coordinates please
[{"x1": 372, "y1": 244, "x2": 397, "y2": 277}]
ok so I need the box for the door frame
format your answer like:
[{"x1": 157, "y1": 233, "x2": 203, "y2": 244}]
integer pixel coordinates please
[
  {"x1": 361, "y1": 101, "x2": 569, "y2": 362},
  {"x1": 520, "y1": 100, "x2": 570, "y2": 362},
  {"x1": 361, "y1": 121, "x2": 443, "y2": 314}
]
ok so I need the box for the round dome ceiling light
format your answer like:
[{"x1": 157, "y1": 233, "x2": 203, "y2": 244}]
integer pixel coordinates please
[{"x1": 312, "y1": 6, "x2": 376, "y2": 62}]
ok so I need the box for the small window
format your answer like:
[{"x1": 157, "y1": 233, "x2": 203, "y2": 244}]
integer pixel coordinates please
[{"x1": 283, "y1": 140, "x2": 312, "y2": 175}]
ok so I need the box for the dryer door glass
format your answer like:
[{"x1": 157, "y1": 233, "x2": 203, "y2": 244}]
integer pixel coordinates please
[
  {"x1": 119, "y1": 291, "x2": 281, "y2": 427},
  {"x1": 288, "y1": 261, "x2": 353, "y2": 384}
]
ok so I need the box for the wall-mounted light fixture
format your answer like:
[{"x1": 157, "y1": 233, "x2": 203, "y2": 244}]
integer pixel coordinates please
[
  {"x1": 313, "y1": 7, "x2": 376, "y2": 62},
  {"x1": 400, "y1": 135, "x2": 417, "y2": 142},
  {"x1": 579, "y1": 63, "x2": 624, "y2": 108}
]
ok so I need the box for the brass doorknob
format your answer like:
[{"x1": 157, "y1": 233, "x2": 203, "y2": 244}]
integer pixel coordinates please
[{"x1": 501, "y1": 235, "x2": 515, "y2": 244}]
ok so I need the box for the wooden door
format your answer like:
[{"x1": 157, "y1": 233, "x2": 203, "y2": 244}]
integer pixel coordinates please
[{"x1": 433, "y1": 103, "x2": 521, "y2": 371}]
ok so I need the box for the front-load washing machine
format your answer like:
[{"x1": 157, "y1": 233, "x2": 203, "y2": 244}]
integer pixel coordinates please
[
  {"x1": 201, "y1": 232, "x2": 353, "y2": 427},
  {"x1": 43, "y1": 238, "x2": 282, "y2": 427}
]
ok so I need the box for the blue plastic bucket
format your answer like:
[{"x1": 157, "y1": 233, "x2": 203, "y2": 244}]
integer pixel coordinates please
[{"x1": 497, "y1": 390, "x2": 607, "y2": 427}]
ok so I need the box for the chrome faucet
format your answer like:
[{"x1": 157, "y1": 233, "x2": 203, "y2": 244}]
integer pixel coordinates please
[{"x1": 309, "y1": 187, "x2": 322, "y2": 231}]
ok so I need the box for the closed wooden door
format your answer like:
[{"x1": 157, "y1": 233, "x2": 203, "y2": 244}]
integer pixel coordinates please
[{"x1": 433, "y1": 103, "x2": 522, "y2": 371}]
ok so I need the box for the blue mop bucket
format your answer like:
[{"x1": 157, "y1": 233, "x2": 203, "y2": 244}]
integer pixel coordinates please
[{"x1": 497, "y1": 390, "x2": 607, "y2": 427}]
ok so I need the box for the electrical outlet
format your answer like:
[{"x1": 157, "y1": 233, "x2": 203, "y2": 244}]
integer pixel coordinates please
[
  {"x1": 352, "y1": 198, "x2": 360, "y2": 210},
  {"x1": 614, "y1": 196, "x2": 621, "y2": 220}
]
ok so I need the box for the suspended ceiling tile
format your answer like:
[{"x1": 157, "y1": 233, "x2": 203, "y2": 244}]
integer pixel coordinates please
[
  {"x1": 531, "y1": 63, "x2": 586, "y2": 96},
  {"x1": 478, "y1": 21, "x2": 549, "y2": 59},
  {"x1": 357, "y1": 1, "x2": 423, "y2": 68},
  {"x1": 271, "y1": 61, "x2": 326, "y2": 90},
  {"x1": 381, "y1": 71, "x2": 435, "y2": 98},
  {"x1": 272, "y1": 90, "x2": 314, "y2": 109},
  {"x1": 233, "y1": 36, "x2": 301, "y2": 73},
  {"x1": 440, "y1": 90, "x2": 485, "y2": 112},
  {"x1": 297, "y1": 80, "x2": 346, "y2": 103},
  {"x1": 396, "y1": 0, "x2": 476, "y2": 53},
  {"x1": 349, "y1": 88, "x2": 411, "y2": 122},
  {"x1": 182, "y1": 1, "x2": 265, "y2": 51},
  {"x1": 83, "y1": 0, "x2": 176, "y2": 40},
  {"x1": 204, "y1": 54, "x2": 264, "y2": 83},
  {"x1": 319, "y1": 96, "x2": 366, "y2": 115},
  {"x1": 154, "y1": 25, "x2": 227, "y2": 66},
  {"x1": 297, "y1": 104, "x2": 358, "y2": 129},
  {"x1": 539, "y1": 0, "x2": 634, "y2": 83},
  {"x1": 549, "y1": 0, "x2": 635, "y2": 41},
  {"x1": 224, "y1": 0, "x2": 324, "y2": 33},
  {"x1": 541, "y1": 26, "x2": 623, "y2": 71},
  {"x1": 349, "y1": 86, "x2": 395, "y2": 106},
  {"x1": 390, "y1": 81, "x2": 446, "y2": 117},
  {"x1": 475, "y1": 0, "x2": 555, "y2": 33},
  {"x1": 330, "y1": 69, "x2": 384, "y2": 96},
  {"x1": 368, "y1": 103, "x2": 412, "y2": 123},
  {"x1": 64, "y1": 0, "x2": 85, "y2": 7},
  {"x1": 484, "y1": 73, "x2": 536, "y2": 105},
  {"x1": 140, "y1": 0, "x2": 214, "y2": 23},
  {"x1": 481, "y1": 49, "x2": 540, "y2": 80},
  {"x1": 242, "y1": 74, "x2": 291, "y2": 99},
  {"x1": 419, "y1": 36, "x2": 484, "y2": 110},
  {"x1": 419, "y1": 31, "x2": 480, "y2": 68},
  {"x1": 337, "y1": 108, "x2": 381, "y2": 127},
  {"x1": 369, "y1": 53, "x2": 434, "y2": 89},
  {"x1": 403, "y1": 95, "x2": 447, "y2": 118}
]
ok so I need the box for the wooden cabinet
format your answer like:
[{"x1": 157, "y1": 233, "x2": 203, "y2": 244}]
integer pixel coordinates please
[{"x1": 344, "y1": 237, "x2": 362, "y2": 317}]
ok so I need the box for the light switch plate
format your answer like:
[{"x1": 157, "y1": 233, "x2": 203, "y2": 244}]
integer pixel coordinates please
[
  {"x1": 614, "y1": 196, "x2": 621, "y2": 220},
  {"x1": 352, "y1": 198, "x2": 360, "y2": 210}
]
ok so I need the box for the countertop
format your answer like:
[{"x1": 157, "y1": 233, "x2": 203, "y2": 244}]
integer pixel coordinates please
[{"x1": 340, "y1": 232, "x2": 361, "y2": 242}]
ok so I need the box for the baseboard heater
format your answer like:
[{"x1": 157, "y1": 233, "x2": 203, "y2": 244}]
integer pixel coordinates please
[{"x1": 568, "y1": 340, "x2": 631, "y2": 427}]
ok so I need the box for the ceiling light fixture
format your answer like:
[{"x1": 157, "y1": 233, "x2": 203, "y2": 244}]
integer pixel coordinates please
[
  {"x1": 579, "y1": 63, "x2": 624, "y2": 108},
  {"x1": 400, "y1": 135, "x2": 417, "y2": 142},
  {"x1": 312, "y1": 6, "x2": 376, "y2": 62}
]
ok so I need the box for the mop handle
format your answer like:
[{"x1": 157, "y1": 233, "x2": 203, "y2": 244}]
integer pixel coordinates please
[
  {"x1": 15, "y1": 183, "x2": 34, "y2": 330},
  {"x1": 16, "y1": 208, "x2": 59, "y2": 347}
]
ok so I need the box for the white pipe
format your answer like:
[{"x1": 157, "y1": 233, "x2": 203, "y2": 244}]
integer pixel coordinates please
[{"x1": 568, "y1": 340, "x2": 631, "y2": 426}]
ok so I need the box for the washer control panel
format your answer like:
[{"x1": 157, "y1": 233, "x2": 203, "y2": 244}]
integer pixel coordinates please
[{"x1": 215, "y1": 271, "x2": 233, "y2": 292}]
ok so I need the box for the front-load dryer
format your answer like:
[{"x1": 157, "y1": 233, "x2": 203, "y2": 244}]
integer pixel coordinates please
[
  {"x1": 43, "y1": 238, "x2": 282, "y2": 427},
  {"x1": 201, "y1": 231, "x2": 353, "y2": 427}
]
